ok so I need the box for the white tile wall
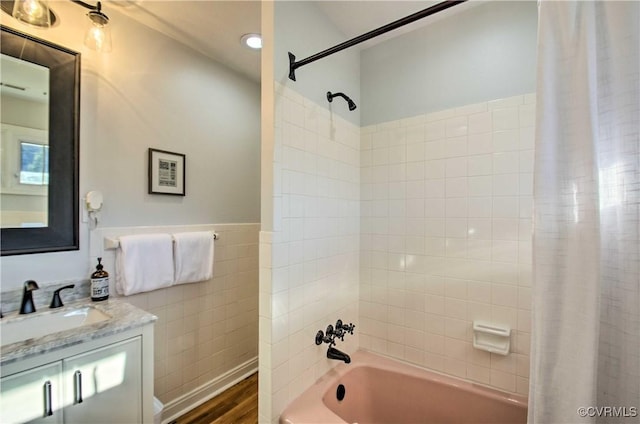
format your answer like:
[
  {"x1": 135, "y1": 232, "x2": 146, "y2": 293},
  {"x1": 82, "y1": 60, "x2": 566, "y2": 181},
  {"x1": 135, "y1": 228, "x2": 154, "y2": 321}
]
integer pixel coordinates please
[
  {"x1": 360, "y1": 94, "x2": 535, "y2": 396},
  {"x1": 260, "y1": 83, "x2": 360, "y2": 423},
  {"x1": 91, "y1": 223, "x2": 259, "y2": 404}
]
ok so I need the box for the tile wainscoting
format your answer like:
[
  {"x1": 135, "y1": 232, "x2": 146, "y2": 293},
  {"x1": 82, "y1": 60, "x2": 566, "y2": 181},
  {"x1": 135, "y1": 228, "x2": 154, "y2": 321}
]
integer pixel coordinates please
[{"x1": 91, "y1": 223, "x2": 259, "y2": 420}]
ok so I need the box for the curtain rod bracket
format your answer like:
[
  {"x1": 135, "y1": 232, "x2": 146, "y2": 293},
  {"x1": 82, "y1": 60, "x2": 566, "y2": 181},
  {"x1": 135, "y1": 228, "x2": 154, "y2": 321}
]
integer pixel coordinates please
[
  {"x1": 288, "y1": 0, "x2": 466, "y2": 82},
  {"x1": 288, "y1": 52, "x2": 297, "y2": 81}
]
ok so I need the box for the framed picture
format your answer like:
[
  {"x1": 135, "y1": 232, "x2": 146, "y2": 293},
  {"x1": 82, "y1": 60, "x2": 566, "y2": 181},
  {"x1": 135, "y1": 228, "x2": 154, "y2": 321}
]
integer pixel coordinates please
[{"x1": 148, "y1": 148, "x2": 185, "y2": 196}]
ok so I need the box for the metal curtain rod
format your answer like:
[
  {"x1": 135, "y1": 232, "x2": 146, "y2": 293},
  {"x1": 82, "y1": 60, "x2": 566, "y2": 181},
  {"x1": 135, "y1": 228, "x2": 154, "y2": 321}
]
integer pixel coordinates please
[{"x1": 288, "y1": 0, "x2": 467, "y2": 81}]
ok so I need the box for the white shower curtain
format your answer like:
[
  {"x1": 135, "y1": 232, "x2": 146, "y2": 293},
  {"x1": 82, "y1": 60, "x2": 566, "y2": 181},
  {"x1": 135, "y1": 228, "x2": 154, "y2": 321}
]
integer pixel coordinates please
[{"x1": 530, "y1": 1, "x2": 639, "y2": 423}]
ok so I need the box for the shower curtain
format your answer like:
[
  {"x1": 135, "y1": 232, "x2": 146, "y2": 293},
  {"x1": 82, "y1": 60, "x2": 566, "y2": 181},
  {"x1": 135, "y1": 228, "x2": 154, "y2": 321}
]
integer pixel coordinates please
[{"x1": 529, "y1": 1, "x2": 639, "y2": 423}]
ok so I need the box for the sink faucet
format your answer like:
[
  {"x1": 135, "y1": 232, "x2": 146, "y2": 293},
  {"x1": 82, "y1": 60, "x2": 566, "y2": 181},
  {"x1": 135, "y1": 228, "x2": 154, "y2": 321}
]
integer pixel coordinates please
[
  {"x1": 19, "y1": 280, "x2": 39, "y2": 314},
  {"x1": 50, "y1": 284, "x2": 75, "y2": 308},
  {"x1": 327, "y1": 346, "x2": 351, "y2": 364}
]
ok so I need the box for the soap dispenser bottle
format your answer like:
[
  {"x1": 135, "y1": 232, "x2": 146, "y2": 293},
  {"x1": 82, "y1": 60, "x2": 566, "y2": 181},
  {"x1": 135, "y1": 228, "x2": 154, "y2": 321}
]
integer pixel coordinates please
[{"x1": 90, "y1": 257, "x2": 110, "y2": 301}]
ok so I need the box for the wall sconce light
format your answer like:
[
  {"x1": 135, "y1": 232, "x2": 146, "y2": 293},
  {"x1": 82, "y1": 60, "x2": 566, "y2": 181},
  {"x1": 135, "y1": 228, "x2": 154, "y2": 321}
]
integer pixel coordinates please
[
  {"x1": 2, "y1": 0, "x2": 112, "y2": 52},
  {"x1": 9, "y1": 0, "x2": 54, "y2": 28},
  {"x1": 72, "y1": 0, "x2": 112, "y2": 52}
]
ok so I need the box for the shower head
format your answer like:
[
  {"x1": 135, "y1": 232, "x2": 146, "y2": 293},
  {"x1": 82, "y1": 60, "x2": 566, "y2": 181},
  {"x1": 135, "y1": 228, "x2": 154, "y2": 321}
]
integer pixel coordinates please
[{"x1": 327, "y1": 91, "x2": 357, "y2": 111}]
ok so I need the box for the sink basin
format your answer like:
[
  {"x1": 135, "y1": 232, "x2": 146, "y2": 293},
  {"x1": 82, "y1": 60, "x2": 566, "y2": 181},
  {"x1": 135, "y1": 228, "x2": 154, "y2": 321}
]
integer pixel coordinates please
[{"x1": 1, "y1": 306, "x2": 111, "y2": 346}]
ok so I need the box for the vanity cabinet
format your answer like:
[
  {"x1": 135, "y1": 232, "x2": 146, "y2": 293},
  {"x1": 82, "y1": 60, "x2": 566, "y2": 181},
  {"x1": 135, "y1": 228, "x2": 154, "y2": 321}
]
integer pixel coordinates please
[
  {"x1": 1, "y1": 323, "x2": 154, "y2": 424},
  {"x1": 0, "y1": 362, "x2": 63, "y2": 423},
  {"x1": 62, "y1": 337, "x2": 141, "y2": 423}
]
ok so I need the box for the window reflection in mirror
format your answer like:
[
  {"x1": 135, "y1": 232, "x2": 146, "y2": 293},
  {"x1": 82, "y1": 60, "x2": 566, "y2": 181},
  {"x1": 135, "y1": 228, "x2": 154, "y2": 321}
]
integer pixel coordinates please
[
  {"x1": 1, "y1": 53, "x2": 49, "y2": 228},
  {"x1": 20, "y1": 143, "x2": 50, "y2": 186}
]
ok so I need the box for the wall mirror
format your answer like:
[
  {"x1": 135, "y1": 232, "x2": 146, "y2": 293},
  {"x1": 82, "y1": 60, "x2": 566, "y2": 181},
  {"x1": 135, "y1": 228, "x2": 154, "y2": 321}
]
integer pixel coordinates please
[{"x1": 1, "y1": 26, "x2": 80, "y2": 255}]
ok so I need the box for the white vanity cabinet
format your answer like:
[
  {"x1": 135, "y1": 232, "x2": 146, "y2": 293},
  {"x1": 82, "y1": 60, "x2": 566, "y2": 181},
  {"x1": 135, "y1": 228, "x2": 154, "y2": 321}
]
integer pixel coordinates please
[
  {"x1": 62, "y1": 337, "x2": 141, "y2": 423},
  {"x1": 0, "y1": 362, "x2": 63, "y2": 423},
  {"x1": 0, "y1": 323, "x2": 154, "y2": 424}
]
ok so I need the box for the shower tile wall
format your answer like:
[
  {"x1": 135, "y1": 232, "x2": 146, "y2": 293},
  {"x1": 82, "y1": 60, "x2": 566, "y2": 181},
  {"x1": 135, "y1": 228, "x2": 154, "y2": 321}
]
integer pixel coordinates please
[
  {"x1": 359, "y1": 94, "x2": 535, "y2": 396},
  {"x1": 92, "y1": 223, "x2": 259, "y2": 404},
  {"x1": 260, "y1": 83, "x2": 360, "y2": 422}
]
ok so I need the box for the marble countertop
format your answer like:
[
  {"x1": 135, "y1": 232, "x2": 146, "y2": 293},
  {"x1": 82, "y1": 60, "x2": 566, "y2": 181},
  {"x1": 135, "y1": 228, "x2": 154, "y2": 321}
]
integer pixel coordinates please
[{"x1": 0, "y1": 298, "x2": 157, "y2": 366}]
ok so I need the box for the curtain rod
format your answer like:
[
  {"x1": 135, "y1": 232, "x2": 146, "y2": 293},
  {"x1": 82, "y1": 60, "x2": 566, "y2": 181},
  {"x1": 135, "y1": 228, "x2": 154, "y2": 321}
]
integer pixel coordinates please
[{"x1": 288, "y1": 0, "x2": 467, "y2": 81}]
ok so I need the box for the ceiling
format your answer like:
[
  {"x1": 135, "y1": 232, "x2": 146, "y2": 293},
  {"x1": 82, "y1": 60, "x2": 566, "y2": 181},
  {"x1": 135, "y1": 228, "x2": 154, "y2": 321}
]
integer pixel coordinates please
[
  {"x1": 110, "y1": 1, "x2": 480, "y2": 83},
  {"x1": 111, "y1": 0, "x2": 262, "y2": 81},
  {"x1": 1, "y1": 54, "x2": 49, "y2": 103}
]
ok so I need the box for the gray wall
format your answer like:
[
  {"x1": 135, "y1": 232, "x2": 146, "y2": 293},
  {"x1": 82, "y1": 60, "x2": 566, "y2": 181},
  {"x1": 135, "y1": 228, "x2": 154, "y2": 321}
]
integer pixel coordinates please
[
  {"x1": 1, "y1": 3, "x2": 261, "y2": 289},
  {"x1": 275, "y1": 1, "x2": 360, "y2": 126},
  {"x1": 360, "y1": 1, "x2": 538, "y2": 125}
]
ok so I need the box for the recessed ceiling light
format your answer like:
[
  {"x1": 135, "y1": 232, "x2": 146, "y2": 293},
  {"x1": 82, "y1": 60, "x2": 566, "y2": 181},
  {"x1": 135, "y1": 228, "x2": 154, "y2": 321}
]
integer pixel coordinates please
[{"x1": 241, "y1": 33, "x2": 262, "y2": 50}]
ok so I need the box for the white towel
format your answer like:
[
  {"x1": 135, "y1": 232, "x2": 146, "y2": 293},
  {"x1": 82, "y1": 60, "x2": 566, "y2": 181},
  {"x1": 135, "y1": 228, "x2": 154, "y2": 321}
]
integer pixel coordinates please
[
  {"x1": 115, "y1": 233, "x2": 174, "y2": 296},
  {"x1": 173, "y1": 231, "x2": 214, "y2": 285}
]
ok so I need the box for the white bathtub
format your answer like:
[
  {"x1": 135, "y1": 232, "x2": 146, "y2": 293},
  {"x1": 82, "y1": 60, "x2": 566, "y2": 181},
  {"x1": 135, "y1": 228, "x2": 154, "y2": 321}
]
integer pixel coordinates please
[{"x1": 280, "y1": 350, "x2": 527, "y2": 424}]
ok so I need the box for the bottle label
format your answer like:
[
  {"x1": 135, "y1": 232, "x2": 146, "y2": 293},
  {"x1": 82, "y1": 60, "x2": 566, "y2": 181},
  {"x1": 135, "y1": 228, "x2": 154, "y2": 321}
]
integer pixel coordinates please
[{"x1": 91, "y1": 277, "x2": 109, "y2": 299}]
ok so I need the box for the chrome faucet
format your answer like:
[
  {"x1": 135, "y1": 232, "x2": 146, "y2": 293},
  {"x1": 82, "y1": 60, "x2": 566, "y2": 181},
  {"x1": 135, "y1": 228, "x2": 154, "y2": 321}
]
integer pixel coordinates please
[
  {"x1": 327, "y1": 346, "x2": 351, "y2": 364},
  {"x1": 19, "y1": 280, "x2": 39, "y2": 314}
]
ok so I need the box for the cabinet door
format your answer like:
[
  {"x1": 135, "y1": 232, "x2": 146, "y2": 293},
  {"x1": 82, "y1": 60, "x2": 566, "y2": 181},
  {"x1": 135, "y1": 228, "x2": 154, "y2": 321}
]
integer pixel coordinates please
[
  {"x1": 62, "y1": 337, "x2": 141, "y2": 424},
  {"x1": 0, "y1": 362, "x2": 63, "y2": 424}
]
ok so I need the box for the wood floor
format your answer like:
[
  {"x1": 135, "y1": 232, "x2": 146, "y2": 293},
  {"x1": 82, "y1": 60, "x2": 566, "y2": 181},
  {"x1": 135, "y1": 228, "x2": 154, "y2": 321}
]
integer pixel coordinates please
[{"x1": 172, "y1": 373, "x2": 258, "y2": 424}]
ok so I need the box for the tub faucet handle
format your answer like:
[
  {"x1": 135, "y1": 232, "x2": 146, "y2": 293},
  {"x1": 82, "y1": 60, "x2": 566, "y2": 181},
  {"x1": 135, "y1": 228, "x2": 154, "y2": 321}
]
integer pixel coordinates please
[
  {"x1": 325, "y1": 324, "x2": 334, "y2": 337},
  {"x1": 336, "y1": 319, "x2": 355, "y2": 335},
  {"x1": 315, "y1": 328, "x2": 336, "y2": 346},
  {"x1": 347, "y1": 323, "x2": 355, "y2": 334}
]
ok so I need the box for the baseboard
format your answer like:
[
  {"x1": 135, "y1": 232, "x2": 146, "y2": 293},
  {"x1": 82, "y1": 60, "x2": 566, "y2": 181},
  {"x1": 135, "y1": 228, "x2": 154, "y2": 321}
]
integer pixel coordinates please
[{"x1": 161, "y1": 356, "x2": 258, "y2": 424}]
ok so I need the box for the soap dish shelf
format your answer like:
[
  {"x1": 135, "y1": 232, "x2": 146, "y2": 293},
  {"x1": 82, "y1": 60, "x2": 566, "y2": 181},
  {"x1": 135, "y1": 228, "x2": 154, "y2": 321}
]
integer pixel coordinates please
[{"x1": 472, "y1": 321, "x2": 511, "y2": 356}]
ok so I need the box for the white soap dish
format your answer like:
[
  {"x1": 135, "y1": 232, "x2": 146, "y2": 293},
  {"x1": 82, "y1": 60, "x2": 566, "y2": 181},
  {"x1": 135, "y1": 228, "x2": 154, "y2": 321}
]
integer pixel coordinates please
[{"x1": 472, "y1": 321, "x2": 511, "y2": 355}]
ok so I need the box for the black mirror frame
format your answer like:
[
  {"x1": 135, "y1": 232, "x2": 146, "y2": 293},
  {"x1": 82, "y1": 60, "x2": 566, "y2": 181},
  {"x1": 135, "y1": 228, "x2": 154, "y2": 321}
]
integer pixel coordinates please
[{"x1": 1, "y1": 26, "x2": 80, "y2": 256}]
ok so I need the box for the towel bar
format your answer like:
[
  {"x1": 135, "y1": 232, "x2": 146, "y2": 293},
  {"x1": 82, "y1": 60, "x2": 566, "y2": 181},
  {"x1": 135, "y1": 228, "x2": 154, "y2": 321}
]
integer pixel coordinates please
[{"x1": 104, "y1": 232, "x2": 218, "y2": 250}]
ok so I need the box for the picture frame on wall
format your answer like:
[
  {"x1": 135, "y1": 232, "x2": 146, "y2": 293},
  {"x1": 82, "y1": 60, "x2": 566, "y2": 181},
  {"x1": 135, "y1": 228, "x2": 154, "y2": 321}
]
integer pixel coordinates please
[{"x1": 148, "y1": 148, "x2": 185, "y2": 196}]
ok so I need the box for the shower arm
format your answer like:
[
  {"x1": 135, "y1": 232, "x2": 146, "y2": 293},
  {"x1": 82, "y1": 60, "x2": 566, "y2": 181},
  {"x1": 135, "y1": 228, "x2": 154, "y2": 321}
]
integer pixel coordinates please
[
  {"x1": 288, "y1": 0, "x2": 467, "y2": 81},
  {"x1": 327, "y1": 92, "x2": 348, "y2": 102},
  {"x1": 327, "y1": 91, "x2": 357, "y2": 111}
]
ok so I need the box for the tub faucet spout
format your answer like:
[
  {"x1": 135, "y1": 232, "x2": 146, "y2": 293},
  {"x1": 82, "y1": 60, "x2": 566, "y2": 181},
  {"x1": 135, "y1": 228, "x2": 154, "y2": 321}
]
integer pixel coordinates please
[{"x1": 327, "y1": 346, "x2": 351, "y2": 364}]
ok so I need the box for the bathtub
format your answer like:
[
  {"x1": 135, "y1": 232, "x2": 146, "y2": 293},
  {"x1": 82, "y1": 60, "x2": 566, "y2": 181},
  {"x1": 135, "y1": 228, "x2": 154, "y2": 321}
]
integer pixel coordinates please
[{"x1": 280, "y1": 350, "x2": 527, "y2": 424}]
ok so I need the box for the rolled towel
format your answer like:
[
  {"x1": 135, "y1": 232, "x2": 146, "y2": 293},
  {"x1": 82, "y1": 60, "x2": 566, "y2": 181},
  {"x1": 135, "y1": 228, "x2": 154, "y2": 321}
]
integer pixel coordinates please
[
  {"x1": 173, "y1": 231, "x2": 214, "y2": 285},
  {"x1": 115, "y1": 233, "x2": 174, "y2": 296}
]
